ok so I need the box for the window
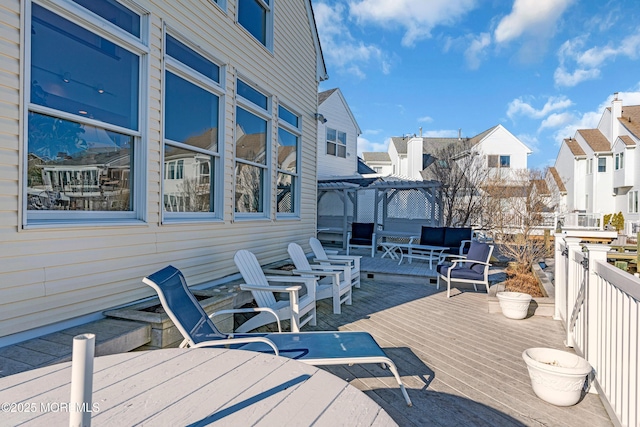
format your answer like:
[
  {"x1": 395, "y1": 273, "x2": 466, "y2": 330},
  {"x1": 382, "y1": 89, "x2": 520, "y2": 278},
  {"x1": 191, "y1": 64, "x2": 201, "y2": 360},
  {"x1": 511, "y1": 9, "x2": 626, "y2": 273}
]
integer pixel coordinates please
[
  {"x1": 615, "y1": 152, "x2": 624, "y2": 170},
  {"x1": 587, "y1": 158, "x2": 593, "y2": 174},
  {"x1": 487, "y1": 155, "x2": 510, "y2": 168},
  {"x1": 238, "y1": 0, "x2": 272, "y2": 49},
  {"x1": 163, "y1": 32, "x2": 222, "y2": 218},
  {"x1": 277, "y1": 105, "x2": 300, "y2": 216},
  {"x1": 326, "y1": 128, "x2": 346, "y2": 158},
  {"x1": 629, "y1": 191, "x2": 639, "y2": 214},
  {"x1": 235, "y1": 79, "x2": 270, "y2": 216},
  {"x1": 598, "y1": 157, "x2": 606, "y2": 173},
  {"x1": 26, "y1": 1, "x2": 146, "y2": 224}
]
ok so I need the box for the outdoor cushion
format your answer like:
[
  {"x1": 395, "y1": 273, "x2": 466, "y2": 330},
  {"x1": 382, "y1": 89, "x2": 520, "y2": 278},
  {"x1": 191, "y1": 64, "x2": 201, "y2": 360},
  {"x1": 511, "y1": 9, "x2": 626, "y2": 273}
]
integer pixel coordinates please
[
  {"x1": 437, "y1": 266, "x2": 484, "y2": 281},
  {"x1": 419, "y1": 227, "x2": 446, "y2": 246},
  {"x1": 350, "y1": 223, "x2": 374, "y2": 244},
  {"x1": 443, "y1": 227, "x2": 472, "y2": 252},
  {"x1": 465, "y1": 241, "x2": 491, "y2": 274}
]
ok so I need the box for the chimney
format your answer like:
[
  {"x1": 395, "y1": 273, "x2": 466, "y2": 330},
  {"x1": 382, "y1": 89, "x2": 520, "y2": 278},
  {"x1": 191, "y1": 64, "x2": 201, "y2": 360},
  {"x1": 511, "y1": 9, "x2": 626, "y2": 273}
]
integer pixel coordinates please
[
  {"x1": 458, "y1": 128, "x2": 462, "y2": 141},
  {"x1": 611, "y1": 92, "x2": 622, "y2": 143}
]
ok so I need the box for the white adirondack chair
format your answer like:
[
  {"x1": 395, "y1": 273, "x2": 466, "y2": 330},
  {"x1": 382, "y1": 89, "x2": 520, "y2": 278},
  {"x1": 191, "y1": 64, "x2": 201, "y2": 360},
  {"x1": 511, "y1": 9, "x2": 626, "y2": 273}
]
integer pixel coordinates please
[
  {"x1": 309, "y1": 237, "x2": 361, "y2": 289},
  {"x1": 287, "y1": 243, "x2": 353, "y2": 315},
  {"x1": 234, "y1": 250, "x2": 317, "y2": 333}
]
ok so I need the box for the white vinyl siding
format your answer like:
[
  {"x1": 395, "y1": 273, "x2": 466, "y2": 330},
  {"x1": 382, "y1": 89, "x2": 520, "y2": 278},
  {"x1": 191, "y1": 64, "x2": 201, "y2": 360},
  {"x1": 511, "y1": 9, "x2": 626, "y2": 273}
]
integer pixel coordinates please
[{"x1": 0, "y1": 0, "x2": 319, "y2": 338}]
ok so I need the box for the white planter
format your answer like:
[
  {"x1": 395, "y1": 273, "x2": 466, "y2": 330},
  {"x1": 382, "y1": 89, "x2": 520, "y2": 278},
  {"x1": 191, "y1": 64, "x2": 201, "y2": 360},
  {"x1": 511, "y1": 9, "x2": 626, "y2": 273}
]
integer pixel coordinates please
[
  {"x1": 522, "y1": 348, "x2": 592, "y2": 406},
  {"x1": 496, "y1": 291, "x2": 532, "y2": 319}
]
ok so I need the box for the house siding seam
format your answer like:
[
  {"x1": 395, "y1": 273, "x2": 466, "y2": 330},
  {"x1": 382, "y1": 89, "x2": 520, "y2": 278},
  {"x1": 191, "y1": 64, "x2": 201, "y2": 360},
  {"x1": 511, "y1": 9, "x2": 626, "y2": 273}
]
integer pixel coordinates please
[{"x1": 0, "y1": 0, "x2": 321, "y2": 338}]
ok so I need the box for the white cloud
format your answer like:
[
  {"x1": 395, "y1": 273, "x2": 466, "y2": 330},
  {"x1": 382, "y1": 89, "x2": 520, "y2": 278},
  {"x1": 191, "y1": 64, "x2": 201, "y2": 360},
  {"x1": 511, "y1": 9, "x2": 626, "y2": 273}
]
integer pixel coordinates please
[
  {"x1": 493, "y1": 0, "x2": 574, "y2": 44},
  {"x1": 313, "y1": 2, "x2": 389, "y2": 78},
  {"x1": 418, "y1": 116, "x2": 434, "y2": 123},
  {"x1": 464, "y1": 33, "x2": 491, "y2": 69},
  {"x1": 507, "y1": 96, "x2": 573, "y2": 120},
  {"x1": 554, "y1": 31, "x2": 640, "y2": 87},
  {"x1": 357, "y1": 136, "x2": 389, "y2": 155},
  {"x1": 423, "y1": 129, "x2": 459, "y2": 138},
  {"x1": 515, "y1": 133, "x2": 539, "y2": 152},
  {"x1": 348, "y1": 0, "x2": 477, "y2": 47},
  {"x1": 539, "y1": 112, "x2": 575, "y2": 131}
]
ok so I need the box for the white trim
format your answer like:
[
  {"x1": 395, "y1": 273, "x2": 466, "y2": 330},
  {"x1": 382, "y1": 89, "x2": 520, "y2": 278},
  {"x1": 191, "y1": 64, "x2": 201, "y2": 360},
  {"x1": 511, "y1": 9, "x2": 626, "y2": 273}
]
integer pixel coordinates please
[{"x1": 276, "y1": 103, "x2": 301, "y2": 218}]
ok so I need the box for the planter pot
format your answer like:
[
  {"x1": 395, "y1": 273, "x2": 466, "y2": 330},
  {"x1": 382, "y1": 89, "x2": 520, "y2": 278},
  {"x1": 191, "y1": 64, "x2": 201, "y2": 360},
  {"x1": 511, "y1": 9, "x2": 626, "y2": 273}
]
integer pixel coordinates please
[
  {"x1": 496, "y1": 291, "x2": 532, "y2": 319},
  {"x1": 522, "y1": 348, "x2": 592, "y2": 406}
]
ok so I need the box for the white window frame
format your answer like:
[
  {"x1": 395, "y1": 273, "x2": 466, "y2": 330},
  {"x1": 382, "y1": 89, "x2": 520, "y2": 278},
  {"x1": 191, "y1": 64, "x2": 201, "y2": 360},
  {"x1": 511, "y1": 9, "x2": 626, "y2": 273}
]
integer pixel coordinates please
[
  {"x1": 209, "y1": 0, "x2": 227, "y2": 12},
  {"x1": 326, "y1": 128, "x2": 346, "y2": 158},
  {"x1": 598, "y1": 156, "x2": 606, "y2": 173},
  {"x1": 237, "y1": 0, "x2": 273, "y2": 50},
  {"x1": 162, "y1": 28, "x2": 225, "y2": 222},
  {"x1": 629, "y1": 190, "x2": 639, "y2": 214},
  {"x1": 23, "y1": 0, "x2": 149, "y2": 228},
  {"x1": 615, "y1": 152, "x2": 624, "y2": 170},
  {"x1": 276, "y1": 103, "x2": 301, "y2": 219},
  {"x1": 234, "y1": 77, "x2": 272, "y2": 220}
]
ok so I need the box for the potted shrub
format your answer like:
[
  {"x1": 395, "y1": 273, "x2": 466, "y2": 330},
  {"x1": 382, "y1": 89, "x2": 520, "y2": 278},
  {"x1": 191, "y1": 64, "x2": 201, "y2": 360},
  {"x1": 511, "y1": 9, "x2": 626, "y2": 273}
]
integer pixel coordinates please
[{"x1": 522, "y1": 348, "x2": 592, "y2": 406}]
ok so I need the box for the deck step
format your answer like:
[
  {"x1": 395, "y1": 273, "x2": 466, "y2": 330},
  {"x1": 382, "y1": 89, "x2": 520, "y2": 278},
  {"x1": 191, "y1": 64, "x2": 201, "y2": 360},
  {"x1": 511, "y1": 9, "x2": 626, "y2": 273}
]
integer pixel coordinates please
[{"x1": 0, "y1": 318, "x2": 150, "y2": 378}]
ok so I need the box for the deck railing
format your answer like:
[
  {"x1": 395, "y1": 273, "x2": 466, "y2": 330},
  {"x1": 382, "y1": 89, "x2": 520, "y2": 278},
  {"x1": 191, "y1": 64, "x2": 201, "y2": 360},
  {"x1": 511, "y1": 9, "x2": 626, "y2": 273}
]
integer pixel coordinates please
[{"x1": 556, "y1": 234, "x2": 640, "y2": 427}]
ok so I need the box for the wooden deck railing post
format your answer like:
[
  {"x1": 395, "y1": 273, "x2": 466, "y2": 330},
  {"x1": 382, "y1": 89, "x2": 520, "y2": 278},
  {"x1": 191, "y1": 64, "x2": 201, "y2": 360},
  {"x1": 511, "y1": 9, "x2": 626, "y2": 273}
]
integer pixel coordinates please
[
  {"x1": 583, "y1": 244, "x2": 610, "y2": 386},
  {"x1": 554, "y1": 233, "x2": 567, "y2": 321},
  {"x1": 564, "y1": 237, "x2": 583, "y2": 348}
]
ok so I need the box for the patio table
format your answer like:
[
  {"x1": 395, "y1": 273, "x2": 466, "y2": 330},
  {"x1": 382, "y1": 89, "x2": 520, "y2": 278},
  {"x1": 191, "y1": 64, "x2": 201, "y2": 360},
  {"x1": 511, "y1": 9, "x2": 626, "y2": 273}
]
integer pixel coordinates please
[
  {"x1": 0, "y1": 348, "x2": 395, "y2": 426},
  {"x1": 399, "y1": 244, "x2": 449, "y2": 269}
]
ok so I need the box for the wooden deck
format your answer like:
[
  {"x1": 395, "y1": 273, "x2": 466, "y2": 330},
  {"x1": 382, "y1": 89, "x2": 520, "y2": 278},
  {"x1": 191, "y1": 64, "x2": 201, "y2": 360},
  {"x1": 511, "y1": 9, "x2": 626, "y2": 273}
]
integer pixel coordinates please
[{"x1": 303, "y1": 252, "x2": 612, "y2": 427}]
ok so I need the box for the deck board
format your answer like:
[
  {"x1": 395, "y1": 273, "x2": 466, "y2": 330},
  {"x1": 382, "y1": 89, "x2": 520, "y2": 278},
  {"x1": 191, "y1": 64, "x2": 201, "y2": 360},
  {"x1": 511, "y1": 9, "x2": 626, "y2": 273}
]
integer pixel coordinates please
[{"x1": 304, "y1": 252, "x2": 612, "y2": 427}]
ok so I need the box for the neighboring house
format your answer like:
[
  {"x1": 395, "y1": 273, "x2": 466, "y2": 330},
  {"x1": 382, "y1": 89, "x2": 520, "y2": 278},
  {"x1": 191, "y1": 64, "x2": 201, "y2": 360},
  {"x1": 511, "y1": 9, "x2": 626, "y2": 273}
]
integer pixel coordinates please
[
  {"x1": 361, "y1": 152, "x2": 393, "y2": 175},
  {"x1": 316, "y1": 88, "x2": 362, "y2": 179},
  {"x1": 553, "y1": 94, "x2": 640, "y2": 234},
  {"x1": 368, "y1": 124, "x2": 531, "y2": 180},
  {"x1": 0, "y1": 0, "x2": 327, "y2": 342}
]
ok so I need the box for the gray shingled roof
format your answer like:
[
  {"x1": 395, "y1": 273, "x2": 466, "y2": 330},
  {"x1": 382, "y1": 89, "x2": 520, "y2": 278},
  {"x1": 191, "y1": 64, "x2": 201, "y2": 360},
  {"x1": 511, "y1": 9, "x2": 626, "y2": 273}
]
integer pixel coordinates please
[
  {"x1": 565, "y1": 138, "x2": 586, "y2": 156},
  {"x1": 318, "y1": 88, "x2": 338, "y2": 105},
  {"x1": 362, "y1": 152, "x2": 391, "y2": 162},
  {"x1": 619, "y1": 135, "x2": 636, "y2": 146},
  {"x1": 620, "y1": 105, "x2": 640, "y2": 138},
  {"x1": 390, "y1": 126, "x2": 497, "y2": 155},
  {"x1": 578, "y1": 129, "x2": 610, "y2": 152}
]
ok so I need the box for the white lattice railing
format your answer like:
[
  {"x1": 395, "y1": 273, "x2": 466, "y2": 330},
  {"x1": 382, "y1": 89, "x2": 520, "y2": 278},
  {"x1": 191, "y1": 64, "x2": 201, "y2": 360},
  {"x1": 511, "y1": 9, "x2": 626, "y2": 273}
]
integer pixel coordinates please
[{"x1": 556, "y1": 234, "x2": 640, "y2": 427}]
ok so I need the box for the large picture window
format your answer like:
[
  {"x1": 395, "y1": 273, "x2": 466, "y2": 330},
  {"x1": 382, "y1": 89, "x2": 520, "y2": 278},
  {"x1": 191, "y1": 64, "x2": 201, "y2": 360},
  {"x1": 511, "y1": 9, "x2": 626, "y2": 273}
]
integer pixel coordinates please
[
  {"x1": 26, "y1": 1, "x2": 145, "y2": 223},
  {"x1": 235, "y1": 79, "x2": 270, "y2": 216},
  {"x1": 238, "y1": 0, "x2": 272, "y2": 49},
  {"x1": 277, "y1": 105, "x2": 300, "y2": 216},
  {"x1": 163, "y1": 33, "x2": 222, "y2": 218}
]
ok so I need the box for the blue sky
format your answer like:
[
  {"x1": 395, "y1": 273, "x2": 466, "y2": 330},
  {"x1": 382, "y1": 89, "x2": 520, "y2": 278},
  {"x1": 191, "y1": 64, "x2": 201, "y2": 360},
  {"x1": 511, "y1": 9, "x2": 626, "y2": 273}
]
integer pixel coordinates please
[{"x1": 313, "y1": 0, "x2": 640, "y2": 170}]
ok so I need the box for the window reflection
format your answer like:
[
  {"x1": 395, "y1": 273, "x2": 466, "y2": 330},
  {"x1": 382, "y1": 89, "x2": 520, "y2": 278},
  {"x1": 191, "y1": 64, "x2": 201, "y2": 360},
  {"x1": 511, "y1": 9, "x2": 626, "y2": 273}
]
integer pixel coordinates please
[
  {"x1": 163, "y1": 145, "x2": 212, "y2": 213},
  {"x1": 235, "y1": 163, "x2": 264, "y2": 213},
  {"x1": 238, "y1": 0, "x2": 267, "y2": 45},
  {"x1": 236, "y1": 108, "x2": 267, "y2": 164},
  {"x1": 165, "y1": 72, "x2": 219, "y2": 151},
  {"x1": 277, "y1": 172, "x2": 293, "y2": 213},
  {"x1": 31, "y1": 4, "x2": 139, "y2": 130},
  {"x1": 27, "y1": 113, "x2": 132, "y2": 211}
]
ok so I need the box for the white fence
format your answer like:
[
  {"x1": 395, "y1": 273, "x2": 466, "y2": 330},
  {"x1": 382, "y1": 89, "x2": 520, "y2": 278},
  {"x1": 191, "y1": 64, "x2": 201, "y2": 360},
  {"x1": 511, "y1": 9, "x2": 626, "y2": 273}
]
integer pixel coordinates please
[{"x1": 556, "y1": 234, "x2": 640, "y2": 427}]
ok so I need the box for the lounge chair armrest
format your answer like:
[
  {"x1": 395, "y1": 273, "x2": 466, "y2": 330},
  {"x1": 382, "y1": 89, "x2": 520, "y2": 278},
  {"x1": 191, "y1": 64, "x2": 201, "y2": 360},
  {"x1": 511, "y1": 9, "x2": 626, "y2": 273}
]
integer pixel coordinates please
[
  {"x1": 312, "y1": 257, "x2": 351, "y2": 265},
  {"x1": 441, "y1": 254, "x2": 467, "y2": 261},
  {"x1": 293, "y1": 268, "x2": 342, "y2": 281},
  {"x1": 408, "y1": 235, "x2": 420, "y2": 244},
  {"x1": 327, "y1": 254, "x2": 361, "y2": 261},
  {"x1": 263, "y1": 275, "x2": 316, "y2": 285},
  {"x1": 209, "y1": 307, "x2": 282, "y2": 333},
  {"x1": 190, "y1": 337, "x2": 280, "y2": 356},
  {"x1": 450, "y1": 259, "x2": 491, "y2": 267},
  {"x1": 240, "y1": 283, "x2": 302, "y2": 293},
  {"x1": 324, "y1": 249, "x2": 339, "y2": 255}
]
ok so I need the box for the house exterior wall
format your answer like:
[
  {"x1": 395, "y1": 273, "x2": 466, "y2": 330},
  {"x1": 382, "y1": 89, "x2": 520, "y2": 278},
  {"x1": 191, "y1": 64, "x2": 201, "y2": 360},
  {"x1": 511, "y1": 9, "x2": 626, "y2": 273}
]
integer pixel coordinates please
[
  {"x1": 0, "y1": 0, "x2": 322, "y2": 339},
  {"x1": 478, "y1": 126, "x2": 530, "y2": 181},
  {"x1": 317, "y1": 91, "x2": 359, "y2": 178}
]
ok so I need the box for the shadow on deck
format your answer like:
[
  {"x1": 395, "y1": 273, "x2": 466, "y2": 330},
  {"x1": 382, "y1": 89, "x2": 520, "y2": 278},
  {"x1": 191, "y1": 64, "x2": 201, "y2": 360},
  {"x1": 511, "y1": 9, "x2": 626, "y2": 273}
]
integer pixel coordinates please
[{"x1": 303, "y1": 270, "x2": 611, "y2": 427}]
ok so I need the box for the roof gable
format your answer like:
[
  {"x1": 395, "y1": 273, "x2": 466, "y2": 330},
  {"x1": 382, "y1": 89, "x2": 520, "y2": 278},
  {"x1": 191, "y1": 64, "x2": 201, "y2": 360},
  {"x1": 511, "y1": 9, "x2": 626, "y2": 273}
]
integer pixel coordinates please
[
  {"x1": 564, "y1": 137, "x2": 586, "y2": 156},
  {"x1": 318, "y1": 88, "x2": 362, "y2": 135},
  {"x1": 577, "y1": 129, "x2": 610, "y2": 152}
]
